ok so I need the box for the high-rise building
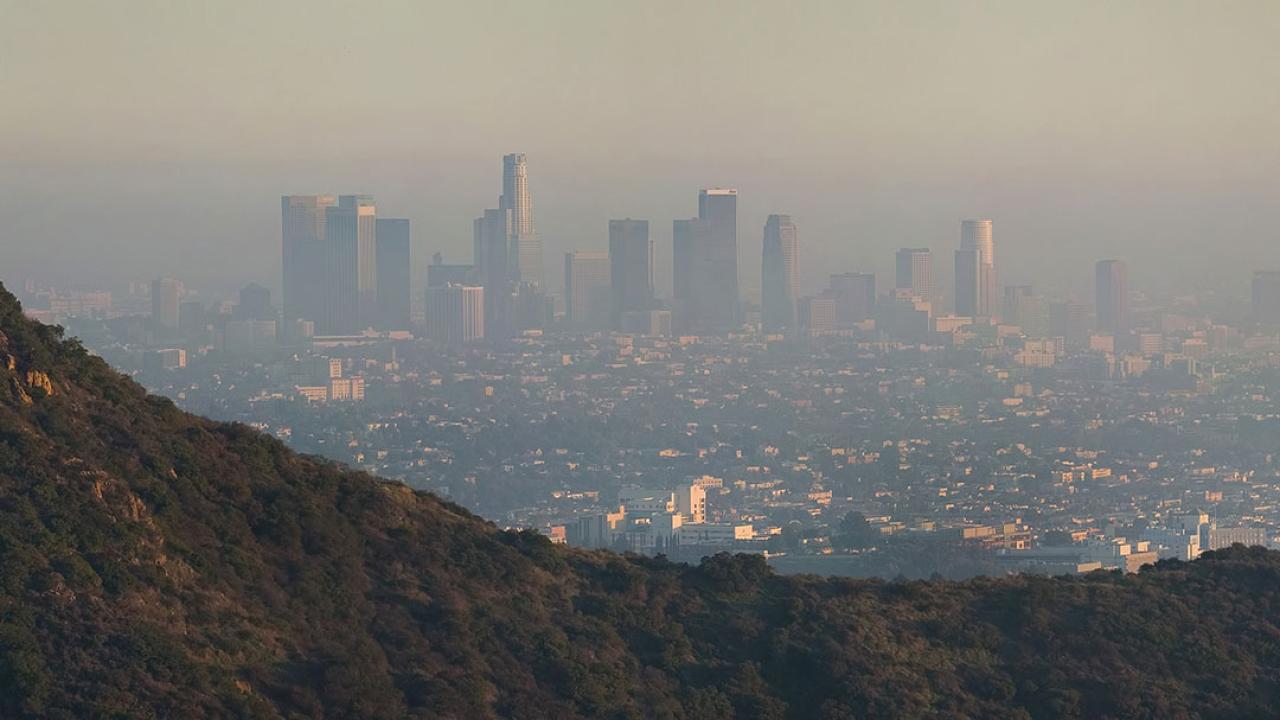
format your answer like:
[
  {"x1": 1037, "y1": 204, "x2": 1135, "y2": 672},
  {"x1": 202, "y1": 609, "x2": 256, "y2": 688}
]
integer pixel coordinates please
[
  {"x1": 800, "y1": 295, "x2": 837, "y2": 334},
  {"x1": 319, "y1": 195, "x2": 377, "y2": 335},
  {"x1": 564, "y1": 251, "x2": 611, "y2": 331},
  {"x1": 1095, "y1": 260, "x2": 1129, "y2": 334},
  {"x1": 609, "y1": 219, "x2": 654, "y2": 327},
  {"x1": 1252, "y1": 271, "x2": 1280, "y2": 325},
  {"x1": 672, "y1": 218, "x2": 698, "y2": 305},
  {"x1": 375, "y1": 218, "x2": 411, "y2": 330},
  {"x1": 957, "y1": 220, "x2": 996, "y2": 318},
  {"x1": 281, "y1": 195, "x2": 337, "y2": 326},
  {"x1": 690, "y1": 188, "x2": 739, "y2": 333},
  {"x1": 150, "y1": 277, "x2": 183, "y2": 330},
  {"x1": 828, "y1": 272, "x2": 876, "y2": 325},
  {"x1": 425, "y1": 255, "x2": 476, "y2": 334},
  {"x1": 501, "y1": 153, "x2": 542, "y2": 288},
  {"x1": 237, "y1": 283, "x2": 274, "y2": 321},
  {"x1": 426, "y1": 284, "x2": 484, "y2": 346},
  {"x1": 473, "y1": 207, "x2": 514, "y2": 337},
  {"x1": 895, "y1": 248, "x2": 934, "y2": 306},
  {"x1": 761, "y1": 214, "x2": 799, "y2": 331}
]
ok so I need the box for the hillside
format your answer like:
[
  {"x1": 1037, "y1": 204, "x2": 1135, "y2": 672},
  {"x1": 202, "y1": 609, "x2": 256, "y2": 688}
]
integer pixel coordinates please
[{"x1": 2, "y1": 283, "x2": 1280, "y2": 719}]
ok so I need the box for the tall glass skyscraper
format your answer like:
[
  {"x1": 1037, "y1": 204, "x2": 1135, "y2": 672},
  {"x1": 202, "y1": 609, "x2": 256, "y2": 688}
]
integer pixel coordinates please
[
  {"x1": 501, "y1": 153, "x2": 542, "y2": 287},
  {"x1": 692, "y1": 188, "x2": 739, "y2": 332},
  {"x1": 1095, "y1": 259, "x2": 1129, "y2": 333},
  {"x1": 281, "y1": 194, "x2": 337, "y2": 327},
  {"x1": 609, "y1": 219, "x2": 654, "y2": 328},
  {"x1": 895, "y1": 247, "x2": 934, "y2": 306},
  {"x1": 375, "y1": 218, "x2": 411, "y2": 330},
  {"x1": 321, "y1": 195, "x2": 377, "y2": 335},
  {"x1": 956, "y1": 220, "x2": 996, "y2": 318},
  {"x1": 761, "y1": 214, "x2": 798, "y2": 331},
  {"x1": 473, "y1": 207, "x2": 514, "y2": 336},
  {"x1": 564, "y1": 251, "x2": 612, "y2": 330}
]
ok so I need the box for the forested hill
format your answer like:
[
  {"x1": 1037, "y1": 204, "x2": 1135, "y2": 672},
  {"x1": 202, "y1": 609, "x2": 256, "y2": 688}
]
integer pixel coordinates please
[{"x1": 1, "y1": 282, "x2": 1280, "y2": 719}]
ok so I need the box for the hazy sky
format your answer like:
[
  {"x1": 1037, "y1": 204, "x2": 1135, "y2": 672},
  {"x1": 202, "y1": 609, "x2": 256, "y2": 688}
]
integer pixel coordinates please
[{"x1": 3, "y1": 0, "x2": 1279, "y2": 302}]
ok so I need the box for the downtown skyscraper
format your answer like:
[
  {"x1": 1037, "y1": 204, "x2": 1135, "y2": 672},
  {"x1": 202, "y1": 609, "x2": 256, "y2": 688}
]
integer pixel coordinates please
[
  {"x1": 609, "y1": 219, "x2": 654, "y2": 328},
  {"x1": 321, "y1": 195, "x2": 378, "y2": 335},
  {"x1": 564, "y1": 251, "x2": 611, "y2": 331},
  {"x1": 501, "y1": 153, "x2": 542, "y2": 288},
  {"x1": 473, "y1": 207, "x2": 514, "y2": 336},
  {"x1": 672, "y1": 218, "x2": 698, "y2": 312},
  {"x1": 761, "y1": 214, "x2": 799, "y2": 331},
  {"x1": 426, "y1": 284, "x2": 484, "y2": 347},
  {"x1": 1095, "y1": 259, "x2": 1129, "y2": 334},
  {"x1": 680, "y1": 188, "x2": 739, "y2": 333},
  {"x1": 281, "y1": 194, "x2": 337, "y2": 328},
  {"x1": 955, "y1": 219, "x2": 996, "y2": 318},
  {"x1": 473, "y1": 154, "x2": 547, "y2": 338},
  {"x1": 895, "y1": 248, "x2": 934, "y2": 308},
  {"x1": 375, "y1": 218, "x2": 411, "y2": 330}
]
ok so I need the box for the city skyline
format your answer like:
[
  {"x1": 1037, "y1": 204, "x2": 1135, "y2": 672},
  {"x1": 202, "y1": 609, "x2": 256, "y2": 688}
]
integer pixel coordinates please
[
  {"x1": 6, "y1": 3, "x2": 1280, "y2": 299},
  {"x1": 10, "y1": 4, "x2": 1280, "y2": 715}
]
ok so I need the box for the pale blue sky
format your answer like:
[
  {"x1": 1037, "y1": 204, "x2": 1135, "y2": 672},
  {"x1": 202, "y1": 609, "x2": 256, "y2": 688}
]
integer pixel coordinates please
[{"x1": 3, "y1": 0, "x2": 1279, "y2": 299}]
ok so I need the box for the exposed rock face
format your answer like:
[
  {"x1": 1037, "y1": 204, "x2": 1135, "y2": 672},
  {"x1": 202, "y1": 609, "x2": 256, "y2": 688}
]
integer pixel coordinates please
[{"x1": 24, "y1": 369, "x2": 54, "y2": 397}]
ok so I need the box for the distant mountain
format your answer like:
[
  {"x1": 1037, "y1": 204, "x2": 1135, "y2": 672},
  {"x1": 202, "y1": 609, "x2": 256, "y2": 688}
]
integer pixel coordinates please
[{"x1": 1, "y1": 282, "x2": 1279, "y2": 718}]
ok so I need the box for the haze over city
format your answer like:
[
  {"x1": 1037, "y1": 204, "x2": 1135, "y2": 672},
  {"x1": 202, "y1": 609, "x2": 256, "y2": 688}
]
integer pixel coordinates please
[
  {"x1": 5, "y1": 0, "x2": 1280, "y2": 300},
  {"x1": 13, "y1": 2, "x2": 1280, "y2": 717}
]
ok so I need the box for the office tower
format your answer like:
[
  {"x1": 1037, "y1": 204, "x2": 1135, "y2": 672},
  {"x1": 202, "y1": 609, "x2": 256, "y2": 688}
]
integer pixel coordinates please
[
  {"x1": 281, "y1": 195, "x2": 337, "y2": 326},
  {"x1": 828, "y1": 272, "x2": 876, "y2": 325},
  {"x1": 689, "y1": 188, "x2": 739, "y2": 333},
  {"x1": 1095, "y1": 260, "x2": 1129, "y2": 334},
  {"x1": 1253, "y1": 271, "x2": 1280, "y2": 325},
  {"x1": 319, "y1": 195, "x2": 377, "y2": 335},
  {"x1": 672, "y1": 218, "x2": 698, "y2": 304},
  {"x1": 800, "y1": 295, "x2": 837, "y2": 334},
  {"x1": 151, "y1": 277, "x2": 183, "y2": 330},
  {"x1": 957, "y1": 220, "x2": 996, "y2": 318},
  {"x1": 1003, "y1": 285, "x2": 1049, "y2": 336},
  {"x1": 237, "y1": 283, "x2": 274, "y2": 321},
  {"x1": 884, "y1": 290, "x2": 932, "y2": 341},
  {"x1": 609, "y1": 219, "x2": 654, "y2": 327},
  {"x1": 501, "y1": 153, "x2": 542, "y2": 287},
  {"x1": 895, "y1": 248, "x2": 934, "y2": 304},
  {"x1": 426, "y1": 255, "x2": 476, "y2": 335},
  {"x1": 375, "y1": 218, "x2": 411, "y2": 330},
  {"x1": 564, "y1": 251, "x2": 612, "y2": 331},
  {"x1": 761, "y1": 214, "x2": 799, "y2": 331},
  {"x1": 473, "y1": 207, "x2": 513, "y2": 336},
  {"x1": 427, "y1": 284, "x2": 484, "y2": 346}
]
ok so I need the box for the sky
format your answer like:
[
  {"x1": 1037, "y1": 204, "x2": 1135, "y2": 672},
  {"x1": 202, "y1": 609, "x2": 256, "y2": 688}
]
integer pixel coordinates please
[{"x1": 3, "y1": 0, "x2": 1279, "y2": 303}]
